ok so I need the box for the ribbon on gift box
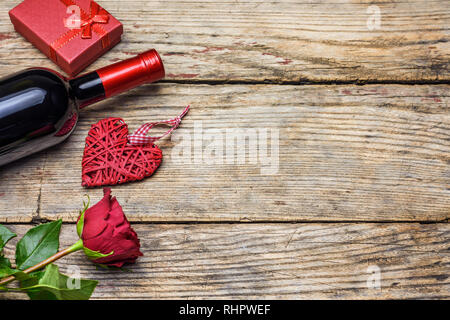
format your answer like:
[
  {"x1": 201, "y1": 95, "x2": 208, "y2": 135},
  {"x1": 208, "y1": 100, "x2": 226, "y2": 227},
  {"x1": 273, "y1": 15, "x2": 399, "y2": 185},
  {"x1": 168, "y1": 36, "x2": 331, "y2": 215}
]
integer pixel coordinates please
[{"x1": 49, "y1": 0, "x2": 111, "y2": 62}]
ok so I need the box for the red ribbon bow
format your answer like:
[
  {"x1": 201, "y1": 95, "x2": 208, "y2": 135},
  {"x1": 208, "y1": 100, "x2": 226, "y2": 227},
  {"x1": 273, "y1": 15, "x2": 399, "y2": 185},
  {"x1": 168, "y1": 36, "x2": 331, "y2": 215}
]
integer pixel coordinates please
[
  {"x1": 50, "y1": 0, "x2": 111, "y2": 63},
  {"x1": 81, "y1": 2, "x2": 110, "y2": 39}
]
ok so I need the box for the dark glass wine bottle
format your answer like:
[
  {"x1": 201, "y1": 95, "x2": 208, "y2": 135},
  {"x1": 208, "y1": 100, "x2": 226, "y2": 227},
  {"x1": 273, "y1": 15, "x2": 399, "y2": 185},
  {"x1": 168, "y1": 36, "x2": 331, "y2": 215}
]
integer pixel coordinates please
[{"x1": 0, "y1": 49, "x2": 165, "y2": 166}]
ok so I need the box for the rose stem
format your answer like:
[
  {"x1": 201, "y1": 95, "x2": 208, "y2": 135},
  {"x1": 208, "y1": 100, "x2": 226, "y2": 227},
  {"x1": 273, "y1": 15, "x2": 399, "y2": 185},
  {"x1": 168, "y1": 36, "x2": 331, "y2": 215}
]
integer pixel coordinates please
[{"x1": 0, "y1": 239, "x2": 83, "y2": 287}]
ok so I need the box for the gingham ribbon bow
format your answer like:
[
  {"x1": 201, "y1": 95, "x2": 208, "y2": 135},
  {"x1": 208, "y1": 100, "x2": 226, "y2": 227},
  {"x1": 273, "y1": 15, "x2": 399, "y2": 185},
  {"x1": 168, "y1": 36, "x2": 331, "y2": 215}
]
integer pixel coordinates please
[{"x1": 128, "y1": 106, "x2": 190, "y2": 146}]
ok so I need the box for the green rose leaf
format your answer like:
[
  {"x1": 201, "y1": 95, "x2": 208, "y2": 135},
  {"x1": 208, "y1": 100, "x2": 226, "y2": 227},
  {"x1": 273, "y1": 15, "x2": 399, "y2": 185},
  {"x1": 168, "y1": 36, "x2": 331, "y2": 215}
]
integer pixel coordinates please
[
  {"x1": 76, "y1": 195, "x2": 90, "y2": 238},
  {"x1": 83, "y1": 246, "x2": 114, "y2": 261},
  {"x1": 19, "y1": 264, "x2": 97, "y2": 300},
  {"x1": 0, "y1": 225, "x2": 16, "y2": 278},
  {"x1": 0, "y1": 267, "x2": 15, "y2": 278},
  {"x1": 0, "y1": 256, "x2": 11, "y2": 272},
  {"x1": 0, "y1": 256, "x2": 16, "y2": 278},
  {"x1": 9, "y1": 270, "x2": 37, "y2": 289},
  {"x1": 15, "y1": 220, "x2": 62, "y2": 270},
  {"x1": 14, "y1": 268, "x2": 45, "y2": 286},
  {"x1": 0, "y1": 224, "x2": 16, "y2": 251},
  {"x1": 77, "y1": 212, "x2": 85, "y2": 239}
]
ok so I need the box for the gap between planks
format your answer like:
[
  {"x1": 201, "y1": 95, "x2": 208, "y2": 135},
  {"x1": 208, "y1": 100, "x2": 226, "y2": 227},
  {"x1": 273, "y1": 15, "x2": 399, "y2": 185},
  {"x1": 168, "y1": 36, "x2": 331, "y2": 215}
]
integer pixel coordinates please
[
  {"x1": 3, "y1": 220, "x2": 449, "y2": 226},
  {"x1": 160, "y1": 79, "x2": 450, "y2": 86}
]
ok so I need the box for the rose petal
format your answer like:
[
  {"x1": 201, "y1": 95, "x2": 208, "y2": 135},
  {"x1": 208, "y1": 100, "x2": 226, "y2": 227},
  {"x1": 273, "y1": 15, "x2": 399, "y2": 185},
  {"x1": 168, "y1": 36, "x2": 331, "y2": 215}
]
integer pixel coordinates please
[
  {"x1": 81, "y1": 188, "x2": 112, "y2": 239},
  {"x1": 81, "y1": 188, "x2": 143, "y2": 267}
]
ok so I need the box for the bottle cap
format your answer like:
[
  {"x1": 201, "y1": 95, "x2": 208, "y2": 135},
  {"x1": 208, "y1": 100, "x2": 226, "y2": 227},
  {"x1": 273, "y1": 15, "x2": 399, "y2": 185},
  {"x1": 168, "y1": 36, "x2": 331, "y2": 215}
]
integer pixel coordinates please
[{"x1": 96, "y1": 49, "x2": 165, "y2": 98}]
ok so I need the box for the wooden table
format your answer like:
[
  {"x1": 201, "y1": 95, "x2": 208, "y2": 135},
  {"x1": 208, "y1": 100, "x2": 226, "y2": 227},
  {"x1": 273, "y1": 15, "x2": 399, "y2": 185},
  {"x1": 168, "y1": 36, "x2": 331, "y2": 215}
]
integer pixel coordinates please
[{"x1": 0, "y1": 0, "x2": 449, "y2": 299}]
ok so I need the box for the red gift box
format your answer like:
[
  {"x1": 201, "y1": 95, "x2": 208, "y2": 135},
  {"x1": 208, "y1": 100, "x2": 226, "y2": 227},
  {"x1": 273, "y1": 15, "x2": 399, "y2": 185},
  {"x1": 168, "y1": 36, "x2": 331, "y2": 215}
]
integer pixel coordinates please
[{"x1": 9, "y1": 0, "x2": 123, "y2": 76}]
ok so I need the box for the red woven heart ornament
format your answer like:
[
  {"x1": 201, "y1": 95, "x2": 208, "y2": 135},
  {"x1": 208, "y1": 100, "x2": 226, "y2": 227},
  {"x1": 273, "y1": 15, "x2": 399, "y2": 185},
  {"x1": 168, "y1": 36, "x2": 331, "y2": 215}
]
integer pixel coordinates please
[{"x1": 82, "y1": 106, "x2": 189, "y2": 188}]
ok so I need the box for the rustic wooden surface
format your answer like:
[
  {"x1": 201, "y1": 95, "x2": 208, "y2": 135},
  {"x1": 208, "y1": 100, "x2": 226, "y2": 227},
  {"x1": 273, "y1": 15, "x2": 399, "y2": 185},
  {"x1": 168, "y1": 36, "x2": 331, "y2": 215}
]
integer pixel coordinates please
[
  {"x1": 1, "y1": 223, "x2": 449, "y2": 299},
  {"x1": 0, "y1": 0, "x2": 449, "y2": 299},
  {"x1": 11, "y1": 84, "x2": 448, "y2": 223},
  {"x1": 0, "y1": 0, "x2": 449, "y2": 83}
]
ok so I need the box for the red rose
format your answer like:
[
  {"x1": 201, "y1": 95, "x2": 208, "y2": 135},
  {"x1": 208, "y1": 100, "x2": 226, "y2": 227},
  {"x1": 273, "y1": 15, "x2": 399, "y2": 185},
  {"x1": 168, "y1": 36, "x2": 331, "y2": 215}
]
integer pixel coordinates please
[{"x1": 77, "y1": 188, "x2": 143, "y2": 267}]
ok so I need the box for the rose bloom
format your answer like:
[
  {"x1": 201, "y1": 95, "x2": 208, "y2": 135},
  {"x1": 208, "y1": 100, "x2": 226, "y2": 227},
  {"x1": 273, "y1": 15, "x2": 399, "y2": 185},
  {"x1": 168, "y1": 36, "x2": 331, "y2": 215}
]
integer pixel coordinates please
[{"x1": 78, "y1": 188, "x2": 143, "y2": 267}]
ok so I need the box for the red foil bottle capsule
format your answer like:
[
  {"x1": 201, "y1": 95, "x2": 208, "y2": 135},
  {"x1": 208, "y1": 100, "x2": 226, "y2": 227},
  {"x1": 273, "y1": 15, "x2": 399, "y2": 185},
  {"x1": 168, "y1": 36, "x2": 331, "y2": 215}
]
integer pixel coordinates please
[{"x1": 96, "y1": 49, "x2": 165, "y2": 98}]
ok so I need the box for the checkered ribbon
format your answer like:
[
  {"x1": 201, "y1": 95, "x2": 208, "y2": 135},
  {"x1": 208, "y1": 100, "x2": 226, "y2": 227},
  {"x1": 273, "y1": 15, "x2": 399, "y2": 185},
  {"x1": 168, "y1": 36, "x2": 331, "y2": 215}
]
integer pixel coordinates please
[{"x1": 128, "y1": 106, "x2": 190, "y2": 146}]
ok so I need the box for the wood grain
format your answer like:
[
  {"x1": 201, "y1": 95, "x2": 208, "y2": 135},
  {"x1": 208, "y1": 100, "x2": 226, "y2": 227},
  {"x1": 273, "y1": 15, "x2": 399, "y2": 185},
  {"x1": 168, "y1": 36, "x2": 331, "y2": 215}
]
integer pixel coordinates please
[
  {"x1": 0, "y1": 0, "x2": 448, "y2": 82},
  {"x1": 0, "y1": 0, "x2": 448, "y2": 301},
  {"x1": 0, "y1": 156, "x2": 44, "y2": 223},
  {"x1": 0, "y1": 223, "x2": 448, "y2": 299},
  {"x1": 19, "y1": 83, "x2": 447, "y2": 223}
]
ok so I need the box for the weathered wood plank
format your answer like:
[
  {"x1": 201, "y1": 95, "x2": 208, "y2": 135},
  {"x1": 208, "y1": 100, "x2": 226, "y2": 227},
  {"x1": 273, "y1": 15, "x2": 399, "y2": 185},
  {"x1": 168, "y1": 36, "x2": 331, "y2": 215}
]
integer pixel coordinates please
[
  {"x1": 1, "y1": 223, "x2": 448, "y2": 299},
  {"x1": 0, "y1": 156, "x2": 44, "y2": 223},
  {"x1": 0, "y1": 0, "x2": 448, "y2": 82},
  {"x1": 24, "y1": 84, "x2": 449, "y2": 223}
]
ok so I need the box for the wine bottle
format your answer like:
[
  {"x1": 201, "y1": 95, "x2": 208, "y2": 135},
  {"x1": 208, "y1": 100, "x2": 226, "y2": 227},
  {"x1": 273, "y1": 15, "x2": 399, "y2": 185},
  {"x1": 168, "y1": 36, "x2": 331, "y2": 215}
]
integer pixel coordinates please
[{"x1": 0, "y1": 49, "x2": 165, "y2": 166}]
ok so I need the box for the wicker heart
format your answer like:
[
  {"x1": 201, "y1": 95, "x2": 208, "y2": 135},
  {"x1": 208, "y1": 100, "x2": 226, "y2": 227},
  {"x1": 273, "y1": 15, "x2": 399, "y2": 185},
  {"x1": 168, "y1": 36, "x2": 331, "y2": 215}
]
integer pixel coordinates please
[{"x1": 82, "y1": 118, "x2": 162, "y2": 188}]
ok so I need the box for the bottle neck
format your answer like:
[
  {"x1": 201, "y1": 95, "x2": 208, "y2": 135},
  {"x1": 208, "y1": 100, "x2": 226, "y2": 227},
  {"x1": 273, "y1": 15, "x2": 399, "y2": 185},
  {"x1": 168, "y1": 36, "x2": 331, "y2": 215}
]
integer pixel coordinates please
[
  {"x1": 69, "y1": 71, "x2": 106, "y2": 109},
  {"x1": 69, "y1": 49, "x2": 165, "y2": 109}
]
